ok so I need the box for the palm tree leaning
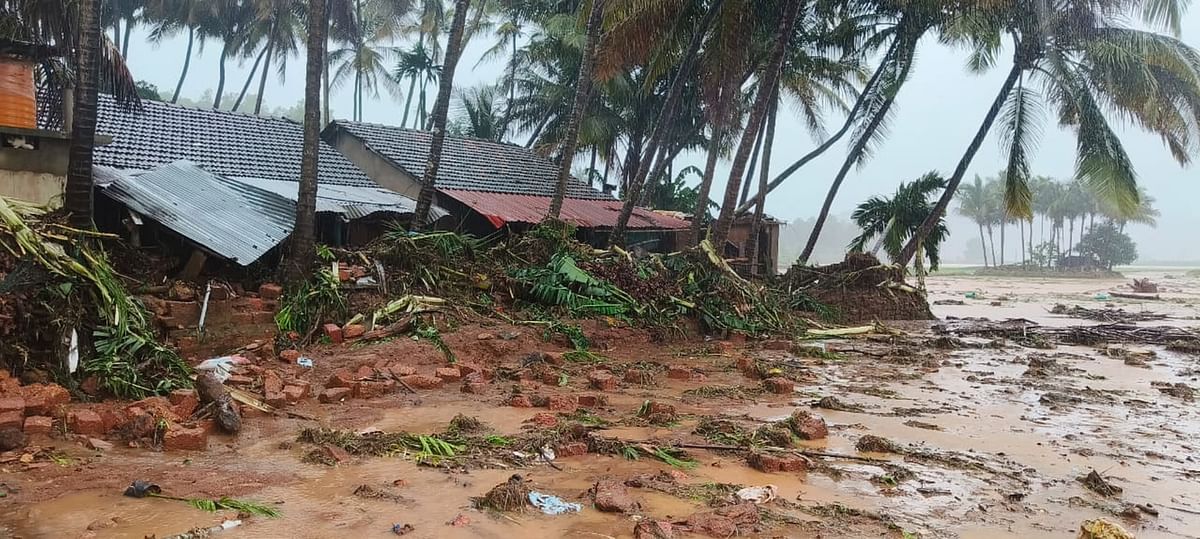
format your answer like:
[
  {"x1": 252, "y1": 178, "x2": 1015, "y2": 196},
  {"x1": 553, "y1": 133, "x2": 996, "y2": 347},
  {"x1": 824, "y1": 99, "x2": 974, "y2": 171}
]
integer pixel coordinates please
[
  {"x1": 411, "y1": 0, "x2": 472, "y2": 227},
  {"x1": 547, "y1": 0, "x2": 604, "y2": 219},
  {"x1": 848, "y1": 172, "x2": 949, "y2": 292},
  {"x1": 284, "y1": 0, "x2": 327, "y2": 281},
  {"x1": 899, "y1": 0, "x2": 1200, "y2": 266}
]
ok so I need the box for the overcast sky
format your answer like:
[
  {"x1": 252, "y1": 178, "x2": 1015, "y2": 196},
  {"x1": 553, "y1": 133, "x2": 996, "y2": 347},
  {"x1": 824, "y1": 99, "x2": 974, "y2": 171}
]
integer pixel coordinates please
[{"x1": 122, "y1": 10, "x2": 1200, "y2": 263}]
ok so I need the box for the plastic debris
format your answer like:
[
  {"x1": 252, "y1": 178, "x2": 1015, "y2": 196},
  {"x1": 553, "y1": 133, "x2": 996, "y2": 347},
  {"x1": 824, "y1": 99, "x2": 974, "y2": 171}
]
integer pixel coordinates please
[
  {"x1": 122, "y1": 480, "x2": 162, "y2": 498},
  {"x1": 296, "y1": 357, "x2": 314, "y2": 368},
  {"x1": 965, "y1": 291, "x2": 978, "y2": 299},
  {"x1": 66, "y1": 328, "x2": 79, "y2": 373},
  {"x1": 391, "y1": 523, "x2": 415, "y2": 535},
  {"x1": 528, "y1": 491, "x2": 582, "y2": 515},
  {"x1": 220, "y1": 520, "x2": 242, "y2": 531},
  {"x1": 734, "y1": 485, "x2": 778, "y2": 504},
  {"x1": 1094, "y1": 292, "x2": 1111, "y2": 301},
  {"x1": 194, "y1": 355, "x2": 250, "y2": 383}
]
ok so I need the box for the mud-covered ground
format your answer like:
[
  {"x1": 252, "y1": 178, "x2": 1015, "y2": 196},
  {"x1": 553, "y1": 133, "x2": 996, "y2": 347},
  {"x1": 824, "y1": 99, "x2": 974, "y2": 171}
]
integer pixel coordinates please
[{"x1": 1, "y1": 272, "x2": 1198, "y2": 538}]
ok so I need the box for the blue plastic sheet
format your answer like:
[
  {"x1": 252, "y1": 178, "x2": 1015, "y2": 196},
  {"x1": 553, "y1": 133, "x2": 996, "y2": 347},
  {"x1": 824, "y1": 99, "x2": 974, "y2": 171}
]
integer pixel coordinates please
[{"x1": 528, "y1": 491, "x2": 582, "y2": 515}]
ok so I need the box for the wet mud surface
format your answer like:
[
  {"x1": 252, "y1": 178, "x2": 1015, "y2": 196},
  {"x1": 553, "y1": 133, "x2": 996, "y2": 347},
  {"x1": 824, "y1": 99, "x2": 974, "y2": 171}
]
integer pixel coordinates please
[{"x1": 2, "y1": 272, "x2": 1199, "y2": 538}]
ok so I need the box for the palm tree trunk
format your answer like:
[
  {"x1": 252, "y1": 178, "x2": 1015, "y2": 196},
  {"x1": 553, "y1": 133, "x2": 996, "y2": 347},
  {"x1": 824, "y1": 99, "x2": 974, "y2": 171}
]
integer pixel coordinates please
[
  {"x1": 254, "y1": 41, "x2": 275, "y2": 114},
  {"x1": 525, "y1": 112, "x2": 551, "y2": 147},
  {"x1": 284, "y1": 0, "x2": 327, "y2": 281},
  {"x1": 402, "y1": 75, "x2": 418, "y2": 127},
  {"x1": 1027, "y1": 218, "x2": 1034, "y2": 266},
  {"x1": 171, "y1": 27, "x2": 195, "y2": 104},
  {"x1": 739, "y1": 116, "x2": 767, "y2": 207},
  {"x1": 65, "y1": 0, "x2": 101, "y2": 227},
  {"x1": 587, "y1": 147, "x2": 597, "y2": 188},
  {"x1": 233, "y1": 44, "x2": 269, "y2": 112},
  {"x1": 121, "y1": 19, "x2": 133, "y2": 59},
  {"x1": 610, "y1": 0, "x2": 725, "y2": 246},
  {"x1": 411, "y1": 0, "x2": 472, "y2": 227},
  {"x1": 987, "y1": 224, "x2": 997, "y2": 266},
  {"x1": 689, "y1": 123, "x2": 725, "y2": 245},
  {"x1": 899, "y1": 63, "x2": 1022, "y2": 266},
  {"x1": 112, "y1": 19, "x2": 121, "y2": 54},
  {"x1": 323, "y1": 44, "x2": 332, "y2": 123},
  {"x1": 915, "y1": 238, "x2": 926, "y2": 292},
  {"x1": 978, "y1": 223, "x2": 988, "y2": 267},
  {"x1": 746, "y1": 88, "x2": 778, "y2": 276},
  {"x1": 548, "y1": 0, "x2": 603, "y2": 219},
  {"x1": 1068, "y1": 218, "x2": 1074, "y2": 255},
  {"x1": 710, "y1": 0, "x2": 801, "y2": 250},
  {"x1": 214, "y1": 39, "x2": 234, "y2": 109},
  {"x1": 1000, "y1": 221, "x2": 1006, "y2": 266}
]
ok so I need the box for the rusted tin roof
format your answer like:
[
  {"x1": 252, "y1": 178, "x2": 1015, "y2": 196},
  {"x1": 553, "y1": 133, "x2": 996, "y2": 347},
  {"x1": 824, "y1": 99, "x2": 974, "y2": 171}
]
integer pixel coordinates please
[{"x1": 439, "y1": 189, "x2": 690, "y2": 230}]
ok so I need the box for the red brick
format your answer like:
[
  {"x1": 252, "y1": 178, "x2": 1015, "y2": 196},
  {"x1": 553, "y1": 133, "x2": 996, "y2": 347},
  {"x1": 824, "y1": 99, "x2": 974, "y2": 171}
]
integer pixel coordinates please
[
  {"x1": 556, "y1": 441, "x2": 589, "y2": 457},
  {"x1": 528, "y1": 412, "x2": 558, "y2": 427},
  {"x1": 387, "y1": 364, "x2": 416, "y2": 378},
  {"x1": 641, "y1": 401, "x2": 676, "y2": 416},
  {"x1": 163, "y1": 424, "x2": 208, "y2": 451},
  {"x1": 355, "y1": 365, "x2": 375, "y2": 379},
  {"x1": 327, "y1": 370, "x2": 357, "y2": 389},
  {"x1": 243, "y1": 297, "x2": 265, "y2": 312},
  {"x1": 279, "y1": 349, "x2": 301, "y2": 363},
  {"x1": 264, "y1": 391, "x2": 288, "y2": 408},
  {"x1": 400, "y1": 375, "x2": 443, "y2": 390},
  {"x1": 168, "y1": 390, "x2": 199, "y2": 418},
  {"x1": 588, "y1": 371, "x2": 617, "y2": 391},
  {"x1": 355, "y1": 380, "x2": 396, "y2": 399},
  {"x1": 624, "y1": 369, "x2": 653, "y2": 384},
  {"x1": 788, "y1": 410, "x2": 828, "y2": 440},
  {"x1": 21, "y1": 384, "x2": 69, "y2": 415},
  {"x1": 319, "y1": 387, "x2": 352, "y2": 403},
  {"x1": 727, "y1": 332, "x2": 748, "y2": 345},
  {"x1": 259, "y1": 283, "x2": 284, "y2": 300},
  {"x1": 634, "y1": 520, "x2": 674, "y2": 539},
  {"x1": 577, "y1": 394, "x2": 602, "y2": 407},
  {"x1": 67, "y1": 409, "x2": 105, "y2": 436},
  {"x1": 231, "y1": 311, "x2": 256, "y2": 325},
  {"x1": 79, "y1": 377, "x2": 101, "y2": 396},
  {"x1": 735, "y1": 356, "x2": 755, "y2": 373},
  {"x1": 282, "y1": 385, "x2": 308, "y2": 403},
  {"x1": 763, "y1": 377, "x2": 794, "y2": 394},
  {"x1": 342, "y1": 324, "x2": 366, "y2": 340},
  {"x1": 457, "y1": 362, "x2": 482, "y2": 377},
  {"x1": 262, "y1": 371, "x2": 285, "y2": 395},
  {"x1": 544, "y1": 352, "x2": 565, "y2": 366},
  {"x1": 0, "y1": 397, "x2": 23, "y2": 415},
  {"x1": 507, "y1": 395, "x2": 534, "y2": 408},
  {"x1": 546, "y1": 394, "x2": 577, "y2": 412},
  {"x1": 23, "y1": 415, "x2": 52, "y2": 435},
  {"x1": 435, "y1": 367, "x2": 462, "y2": 382},
  {"x1": 668, "y1": 365, "x2": 705, "y2": 382},
  {"x1": 0, "y1": 411, "x2": 23, "y2": 430},
  {"x1": 542, "y1": 372, "x2": 562, "y2": 386},
  {"x1": 317, "y1": 444, "x2": 351, "y2": 463},
  {"x1": 763, "y1": 340, "x2": 792, "y2": 351},
  {"x1": 747, "y1": 452, "x2": 809, "y2": 473},
  {"x1": 323, "y1": 323, "x2": 344, "y2": 344},
  {"x1": 460, "y1": 382, "x2": 488, "y2": 394}
]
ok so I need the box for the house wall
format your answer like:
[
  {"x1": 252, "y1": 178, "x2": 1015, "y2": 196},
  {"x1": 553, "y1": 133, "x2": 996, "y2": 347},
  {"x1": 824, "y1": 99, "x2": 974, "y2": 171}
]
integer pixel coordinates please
[
  {"x1": 325, "y1": 128, "x2": 422, "y2": 199},
  {"x1": 0, "y1": 136, "x2": 70, "y2": 207}
]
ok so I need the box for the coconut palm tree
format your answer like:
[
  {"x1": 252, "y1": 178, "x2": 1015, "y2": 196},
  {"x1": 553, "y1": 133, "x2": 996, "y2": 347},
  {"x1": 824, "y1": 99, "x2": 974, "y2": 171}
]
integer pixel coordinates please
[
  {"x1": 450, "y1": 84, "x2": 508, "y2": 140},
  {"x1": 205, "y1": 0, "x2": 253, "y2": 110},
  {"x1": 144, "y1": 0, "x2": 210, "y2": 104},
  {"x1": 547, "y1": 0, "x2": 603, "y2": 219},
  {"x1": 411, "y1": 0, "x2": 471, "y2": 226},
  {"x1": 900, "y1": 0, "x2": 1200, "y2": 265},
  {"x1": 329, "y1": 1, "x2": 397, "y2": 121},
  {"x1": 848, "y1": 172, "x2": 948, "y2": 291},
  {"x1": 393, "y1": 42, "x2": 440, "y2": 127},
  {"x1": 284, "y1": 0, "x2": 327, "y2": 281},
  {"x1": 956, "y1": 175, "x2": 991, "y2": 267}
]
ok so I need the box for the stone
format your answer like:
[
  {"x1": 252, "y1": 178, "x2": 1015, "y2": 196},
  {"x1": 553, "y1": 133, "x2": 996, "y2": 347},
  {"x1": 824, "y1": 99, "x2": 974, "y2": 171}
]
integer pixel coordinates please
[
  {"x1": 588, "y1": 371, "x2": 617, "y2": 391},
  {"x1": 528, "y1": 412, "x2": 558, "y2": 428},
  {"x1": 762, "y1": 377, "x2": 794, "y2": 394},
  {"x1": 476, "y1": 332, "x2": 495, "y2": 340},
  {"x1": 746, "y1": 452, "x2": 809, "y2": 473},
  {"x1": 319, "y1": 444, "x2": 352, "y2": 463},
  {"x1": 323, "y1": 323, "x2": 344, "y2": 344},
  {"x1": 400, "y1": 375, "x2": 443, "y2": 390},
  {"x1": 0, "y1": 397, "x2": 24, "y2": 416},
  {"x1": 457, "y1": 362, "x2": 482, "y2": 377},
  {"x1": 23, "y1": 415, "x2": 52, "y2": 435},
  {"x1": 327, "y1": 370, "x2": 357, "y2": 389},
  {"x1": 448, "y1": 514, "x2": 471, "y2": 527},
  {"x1": 21, "y1": 384, "x2": 70, "y2": 415},
  {"x1": 343, "y1": 324, "x2": 366, "y2": 340},
  {"x1": 259, "y1": 283, "x2": 284, "y2": 300},
  {"x1": 634, "y1": 520, "x2": 675, "y2": 539},
  {"x1": 435, "y1": 367, "x2": 462, "y2": 382},
  {"x1": 282, "y1": 385, "x2": 308, "y2": 403},
  {"x1": 591, "y1": 479, "x2": 640, "y2": 513},
  {"x1": 355, "y1": 380, "x2": 396, "y2": 399},
  {"x1": 319, "y1": 387, "x2": 352, "y2": 403},
  {"x1": 86, "y1": 437, "x2": 114, "y2": 451},
  {"x1": 67, "y1": 409, "x2": 105, "y2": 436},
  {"x1": 546, "y1": 394, "x2": 577, "y2": 412},
  {"x1": 387, "y1": 364, "x2": 416, "y2": 378},
  {"x1": 264, "y1": 391, "x2": 288, "y2": 408},
  {"x1": 168, "y1": 389, "x2": 199, "y2": 418},
  {"x1": 163, "y1": 424, "x2": 208, "y2": 451},
  {"x1": 0, "y1": 429, "x2": 25, "y2": 451},
  {"x1": 0, "y1": 410, "x2": 23, "y2": 430},
  {"x1": 279, "y1": 349, "x2": 301, "y2": 363},
  {"x1": 683, "y1": 503, "x2": 759, "y2": 537},
  {"x1": 460, "y1": 382, "x2": 488, "y2": 394},
  {"x1": 507, "y1": 395, "x2": 534, "y2": 408},
  {"x1": 556, "y1": 441, "x2": 589, "y2": 458},
  {"x1": 788, "y1": 410, "x2": 828, "y2": 440}
]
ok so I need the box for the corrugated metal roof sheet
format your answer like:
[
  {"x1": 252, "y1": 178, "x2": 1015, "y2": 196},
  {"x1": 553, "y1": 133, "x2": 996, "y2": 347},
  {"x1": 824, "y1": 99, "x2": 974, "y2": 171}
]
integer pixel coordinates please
[
  {"x1": 98, "y1": 161, "x2": 293, "y2": 265},
  {"x1": 230, "y1": 177, "x2": 448, "y2": 221},
  {"x1": 439, "y1": 189, "x2": 690, "y2": 230}
]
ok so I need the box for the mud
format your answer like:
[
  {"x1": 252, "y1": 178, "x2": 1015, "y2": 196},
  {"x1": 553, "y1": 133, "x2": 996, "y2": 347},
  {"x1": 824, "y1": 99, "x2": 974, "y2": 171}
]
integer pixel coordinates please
[{"x1": 1, "y1": 273, "x2": 1199, "y2": 538}]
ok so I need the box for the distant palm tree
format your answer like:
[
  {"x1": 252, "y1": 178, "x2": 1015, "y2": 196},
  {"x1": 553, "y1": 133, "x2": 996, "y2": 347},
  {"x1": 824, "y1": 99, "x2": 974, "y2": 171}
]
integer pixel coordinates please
[
  {"x1": 849, "y1": 172, "x2": 948, "y2": 291},
  {"x1": 144, "y1": 0, "x2": 209, "y2": 103},
  {"x1": 547, "y1": 0, "x2": 603, "y2": 219},
  {"x1": 955, "y1": 175, "x2": 991, "y2": 267},
  {"x1": 393, "y1": 42, "x2": 441, "y2": 128},
  {"x1": 449, "y1": 84, "x2": 508, "y2": 141}
]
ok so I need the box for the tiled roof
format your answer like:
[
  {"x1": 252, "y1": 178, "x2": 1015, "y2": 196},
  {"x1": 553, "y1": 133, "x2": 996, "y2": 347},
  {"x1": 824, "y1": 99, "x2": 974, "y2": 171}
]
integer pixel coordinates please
[
  {"x1": 93, "y1": 95, "x2": 377, "y2": 188},
  {"x1": 332, "y1": 120, "x2": 609, "y2": 200},
  {"x1": 441, "y1": 189, "x2": 690, "y2": 230}
]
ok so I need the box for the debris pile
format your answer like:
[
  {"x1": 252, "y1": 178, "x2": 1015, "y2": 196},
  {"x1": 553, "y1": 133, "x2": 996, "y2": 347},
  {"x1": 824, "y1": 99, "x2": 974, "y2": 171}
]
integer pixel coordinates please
[
  {"x1": 783, "y1": 253, "x2": 933, "y2": 322},
  {"x1": 1050, "y1": 304, "x2": 1167, "y2": 323}
]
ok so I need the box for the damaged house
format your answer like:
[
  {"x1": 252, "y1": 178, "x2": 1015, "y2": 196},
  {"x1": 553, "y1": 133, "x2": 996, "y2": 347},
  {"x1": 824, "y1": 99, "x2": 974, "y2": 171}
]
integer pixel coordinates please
[{"x1": 323, "y1": 121, "x2": 690, "y2": 250}]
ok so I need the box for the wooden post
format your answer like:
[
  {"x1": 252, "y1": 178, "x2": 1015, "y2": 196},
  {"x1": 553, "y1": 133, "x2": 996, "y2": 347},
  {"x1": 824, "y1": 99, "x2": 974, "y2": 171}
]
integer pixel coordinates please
[{"x1": 179, "y1": 249, "x2": 207, "y2": 281}]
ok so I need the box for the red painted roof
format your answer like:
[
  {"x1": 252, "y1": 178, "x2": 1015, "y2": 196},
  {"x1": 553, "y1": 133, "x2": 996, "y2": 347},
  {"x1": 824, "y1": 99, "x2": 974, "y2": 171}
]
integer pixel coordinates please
[{"x1": 440, "y1": 189, "x2": 690, "y2": 230}]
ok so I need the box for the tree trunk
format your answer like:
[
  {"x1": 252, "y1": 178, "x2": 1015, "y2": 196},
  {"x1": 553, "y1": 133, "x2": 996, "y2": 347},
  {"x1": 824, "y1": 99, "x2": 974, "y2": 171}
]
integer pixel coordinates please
[
  {"x1": 171, "y1": 27, "x2": 195, "y2": 104},
  {"x1": 233, "y1": 44, "x2": 269, "y2": 112},
  {"x1": 609, "y1": 0, "x2": 724, "y2": 246},
  {"x1": 214, "y1": 39, "x2": 233, "y2": 109},
  {"x1": 710, "y1": 0, "x2": 801, "y2": 249},
  {"x1": 411, "y1": 0, "x2": 472, "y2": 227},
  {"x1": 112, "y1": 18, "x2": 121, "y2": 55},
  {"x1": 121, "y1": 18, "x2": 133, "y2": 59},
  {"x1": 915, "y1": 239, "x2": 926, "y2": 292},
  {"x1": 323, "y1": 42, "x2": 332, "y2": 123},
  {"x1": 987, "y1": 224, "x2": 997, "y2": 266},
  {"x1": 1068, "y1": 218, "x2": 1074, "y2": 255},
  {"x1": 689, "y1": 123, "x2": 725, "y2": 245},
  {"x1": 401, "y1": 75, "x2": 417, "y2": 127},
  {"x1": 587, "y1": 146, "x2": 597, "y2": 188},
  {"x1": 899, "y1": 63, "x2": 1022, "y2": 266},
  {"x1": 65, "y1": 0, "x2": 101, "y2": 227},
  {"x1": 739, "y1": 115, "x2": 766, "y2": 207},
  {"x1": 547, "y1": 0, "x2": 603, "y2": 219},
  {"x1": 283, "y1": 0, "x2": 326, "y2": 281},
  {"x1": 1019, "y1": 220, "x2": 1025, "y2": 265},
  {"x1": 746, "y1": 87, "x2": 778, "y2": 276},
  {"x1": 978, "y1": 223, "x2": 988, "y2": 267},
  {"x1": 254, "y1": 40, "x2": 275, "y2": 114},
  {"x1": 1000, "y1": 221, "x2": 1005, "y2": 266}
]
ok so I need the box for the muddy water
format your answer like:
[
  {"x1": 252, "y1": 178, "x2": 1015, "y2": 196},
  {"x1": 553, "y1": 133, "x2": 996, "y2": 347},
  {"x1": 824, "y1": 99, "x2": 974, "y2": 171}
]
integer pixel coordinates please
[{"x1": 3, "y1": 273, "x2": 1200, "y2": 538}]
